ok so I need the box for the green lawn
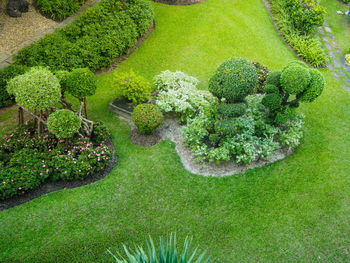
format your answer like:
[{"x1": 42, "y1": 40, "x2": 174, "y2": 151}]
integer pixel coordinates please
[
  {"x1": 322, "y1": 0, "x2": 350, "y2": 54},
  {"x1": 1, "y1": 0, "x2": 350, "y2": 262}
]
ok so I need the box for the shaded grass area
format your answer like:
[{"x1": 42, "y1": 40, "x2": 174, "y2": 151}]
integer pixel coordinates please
[
  {"x1": 1, "y1": 0, "x2": 350, "y2": 262},
  {"x1": 322, "y1": 0, "x2": 350, "y2": 54}
]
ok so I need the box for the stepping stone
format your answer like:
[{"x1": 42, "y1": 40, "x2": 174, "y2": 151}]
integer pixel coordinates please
[
  {"x1": 329, "y1": 51, "x2": 336, "y2": 59},
  {"x1": 345, "y1": 78, "x2": 350, "y2": 85},
  {"x1": 339, "y1": 56, "x2": 347, "y2": 65},
  {"x1": 332, "y1": 72, "x2": 342, "y2": 81},
  {"x1": 332, "y1": 40, "x2": 339, "y2": 48},
  {"x1": 333, "y1": 59, "x2": 341, "y2": 68},
  {"x1": 326, "y1": 63, "x2": 334, "y2": 71},
  {"x1": 338, "y1": 68, "x2": 346, "y2": 77},
  {"x1": 0, "y1": 62, "x2": 10, "y2": 69},
  {"x1": 335, "y1": 48, "x2": 343, "y2": 56},
  {"x1": 318, "y1": 27, "x2": 325, "y2": 34},
  {"x1": 0, "y1": 52, "x2": 10, "y2": 63},
  {"x1": 328, "y1": 33, "x2": 335, "y2": 40},
  {"x1": 343, "y1": 84, "x2": 350, "y2": 92},
  {"x1": 324, "y1": 20, "x2": 329, "y2": 26},
  {"x1": 325, "y1": 43, "x2": 332, "y2": 50},
  {"x1": 322, "y1": 36, "x2": 329, "y2": 42},
  {"x1": 325, "y1": 26, "x2": 332, "y2": 33}
]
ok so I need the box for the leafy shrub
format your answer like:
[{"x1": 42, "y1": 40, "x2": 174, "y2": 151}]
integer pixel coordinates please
[
  {"x1": 54, "y1": 70, "x2": 70, "y2": 94},
  {"x1": 0, "y1": 64, "x2": 29, "y2": 108},
  {"x1": 91, "y1": 121, "x2": 110, "y2": 144},
  {"x1": 280, "y1": 64, "x2": 311, "y2": 94},
  {"x1": 47, "y1": 110, "x2": 82, "y2": 139},
  {"x1": 262, "y1": 93, "x2": 282, "y2": 112},
  {"x1": 132, "y1": 104, "x2": 163, "y2": 134},
  {"x1": 286, "y1": 0, "x2": 326, "y2": 34},
  {"x1": 113, "y1": 71, "x2": 152, "y2": 105},
  {"x1": 264, "y1": 84, "x2": 279, "y2": 94},
  {"x1": 346, "y1": 54, "x2": 350, "y2": 66},
  {"x1": 182, "y1": 94, "x2": 304, "y2": 164},
  {"x1": 108, "y1": 234, "x2": 212, "y2": 263},
  {"x1": 15, "y1": 0, "x2": 154, "y2": 71},
  {"x1": 65, "y1": 68, "x2": 97, "y2": 99},
  {"x1": 155, "y1": 71, "x2": 216, "y2": 123},
  {"x1": 217, "y1": 103, "x2": 247, "y2": 118},
  {"x1": 7, "y1": 67, "x2": 61, "y2": 112},
  {"x1": 298, "y1": 68, "x2": 324, "y2": 102},
  {"x1": 266, "y1": 71, "x2": 282, "y2": 88},
  {"x1": 209, "y1": 58, "x2": 258, "y2": 103},
  {"x1": 269, "y1": 0, "x2": 327, "y2": 67},
  {"x1": 0, "y1": 121, "x2": 111, "y2": 200},
  {"x1": 36, "y1": 0, "x2": 87, "y2": 21},
  {"x1": 252, "y1": 61, "x2": 270, "y2": 93}
]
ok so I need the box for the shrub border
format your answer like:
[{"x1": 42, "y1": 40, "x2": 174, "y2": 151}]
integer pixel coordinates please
[
  {"x1": 261, "y1": 0, "x2": 325, "y2": 68},
  {"x1": 0, "y1": 137, "x2": 117, "y2": 212}
]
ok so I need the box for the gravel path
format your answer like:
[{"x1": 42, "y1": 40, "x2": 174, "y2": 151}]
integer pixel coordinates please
[{"x1": 0, "y1": 5, "x2": 58, "y2": 56}]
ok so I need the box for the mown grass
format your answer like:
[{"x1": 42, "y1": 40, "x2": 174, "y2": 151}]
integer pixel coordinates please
[
  {"x1": 322, "y1": 0, "x2": 350, "y2": 54},
  {"x1": 1, "y1": 0, "x2": 350, "y2": 262}
]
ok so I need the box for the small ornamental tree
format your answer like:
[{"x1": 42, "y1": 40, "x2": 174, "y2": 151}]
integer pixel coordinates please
[
  {"x1": 47, "y1": 109, "x2": 81, "y2": 139},
  {"x1": 65, "y1": 68, "x2": 97, "y2": 118},
  {"x1": 262, "y1": 61, "x2": 325, "y2": 123},
  {"x1": 7, "y1": 67, "x2": 61, "y2": 112}
]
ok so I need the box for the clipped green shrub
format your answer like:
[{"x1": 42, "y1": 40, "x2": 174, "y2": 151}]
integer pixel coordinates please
[
  {"x1": 217, "y1": 102, "x2": 247, "y2": 118},
  {"x1": 113, "y1": 71, "x2": 152, "y2": 105},
  {"x1": 47, "y1": 109, "x2": 81, "y2": 139},
  {"x1": 6, "y1": 67, "x2": 61, "y2": 112},
  {"x1": 252, "y1": 61, "x2": 270, "y2": 92},
  {"x1": 54, "y1": 70, "x2": 70, "y2": 94},
  {"x1": 280, "y1": 64, "x2": 311, "y2": 94},
  {"x1": 36, "y1": 0, "x2": 87, "y2": 21},
  {"x1": 0, "y1": 64, "x2": 29, "y2": 108},
  {"x1": 264, "y1": 84, "x2": 279, "y2": 94},
  {"x1": 209, "y1": 58, "x2": 258, "y2": 103},
  {"x1": 132, "y1": 104, "x2": 163, "y2": 134},
  {"x1": 266, "y1": 71, "x2": 281, "y2": 87},
  {"x1": 65, "y1": 68, "x2": 97, "y2": 99},
  {"x1": 14, "y1": 0, "x2": 154, "y2": 71},
  {"x1": 262, "y1": 93, "x2": 282, "y2": 112},
  {"x1": 108, "y1": 234, "x2": 212, "y2": 263},
  {"x1": 298, "y1": 68, "x2": 325, "y2": 102}
]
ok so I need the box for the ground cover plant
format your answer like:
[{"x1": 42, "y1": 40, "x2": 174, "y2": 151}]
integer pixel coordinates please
[
  {"x1": 269, "y1": 0, "x2": 327, "y2": 67},
  {"x1": 36, "y1": 0, "x2": 87, "y2": 20},
  {"x1": 14, "y1": 0, "x2": 154, "y2": 71},
  {"x1": 0, "y1": 0, "x2": 350, "y2": 262}
]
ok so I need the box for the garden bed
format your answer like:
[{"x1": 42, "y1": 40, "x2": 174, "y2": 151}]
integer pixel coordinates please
[
  {"x1": 0, "y1": 137, "x2": 117, "y2": 211},
  {"x1": 152, "y1": 0, "x2": 207, "y2": 5}
]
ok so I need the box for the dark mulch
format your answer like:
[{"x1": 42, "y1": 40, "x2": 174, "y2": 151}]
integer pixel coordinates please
[
  {"x1": 130, "y1": 128, "x2": 162, "y2": 147},
  {"x1": 112, "y1": 98, "x2": 134, "y2": 113},
  {"x1": 0, "y1": 138, "x2": 117, "y2": 212},
  {"x1": 152, "y1": 0, "x2": 207, "y2": 5}
]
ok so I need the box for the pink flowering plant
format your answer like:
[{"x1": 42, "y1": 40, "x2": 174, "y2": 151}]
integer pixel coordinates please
[
  {"x1": 252, "y1": 61, "x2": 270, "y2": 93},
  {"x1": 0, "y1": 121, "x2": 112, "y2": 200}
]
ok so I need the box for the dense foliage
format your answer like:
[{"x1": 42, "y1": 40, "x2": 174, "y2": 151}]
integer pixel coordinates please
[
  {"x1": 113, "y1": 71, "x2": 152, "y2": 105},
  {"x1": 209, "y1": 58, "x2": 258, "y2": 103},
  {"x1": 132, "y1": 104, "x2": 164, "y2": 134},
  {"x1": 36, "y1": 0, "x2": 87, "y2": 21},
  {"x1": 269, "y1": 0, "x2": 327, "y2": 67},
  {"x1": 6, "y1": 67, "x2": 61, "y2": 112},
  {"x1": 108, "y1": 234, "x2": 212, "y2": 263},
  {"x1": 47, "y1": 109, "x2": 82, "y2": 139},
  {"x1": 252, "y1": 61, "x2": 270, "y2": 93},
  {"x1": 0, "y1": 121, "x2": 111, "y2": 200},
  {"x1": 65, "y1": 68, "x2": 97, "y2": 99},
  {"x1": 15, "y1": 0, "x2": 154, "y2": 71},
  {"x1": 155, "y1": 71, "x2": 216, "y2": 123},
  {"x1": 0, "y1": 64, "x2": 29, "y2": 108}
]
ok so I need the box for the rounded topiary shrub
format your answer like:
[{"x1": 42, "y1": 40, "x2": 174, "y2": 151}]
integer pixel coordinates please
[
  {"x1": 47, "y1": 109, "x2": 81, "y2": 139},
  {"x1": 280, "y1": 64, "x2": 311, "y2": 95},
  {"x1": 298, "y1": 68, "x2": 325, "y2": 102},
  {"x1": 132, "y1": 104, "x2": 163, "y2": 135},
  {"x1": 66, "y1": 68, "x2": 97, "y2": 99},
  {"x1": 266, "y1": 71, "x2": 281, "y2": 88},
  {"x1": 262, "y1": 93, "x2": 282, "y2": 112},
  {"x1": 6, "y1": 67, "x2": 61, "y2": 112},
  {"x1": 209, "y1": 58, "x2": 258, "y2": 103},
  {"x1": 54, "y1": 70, "x2": 70, "y2": 94},
  {"x1": 264, "y1": 84, "x2": 279, "y2": 94}
]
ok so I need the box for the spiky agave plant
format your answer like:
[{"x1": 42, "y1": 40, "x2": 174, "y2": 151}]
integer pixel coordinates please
[{"x1": 107, "y1": 234, "x2": 212, "y2": 263}]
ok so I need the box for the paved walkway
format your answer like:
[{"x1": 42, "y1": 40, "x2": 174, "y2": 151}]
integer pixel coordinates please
[{"x1": 318, "y1": 20, "x2": 350, "y2": 92}]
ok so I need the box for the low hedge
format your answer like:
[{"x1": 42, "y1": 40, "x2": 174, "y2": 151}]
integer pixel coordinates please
[
  {"x1": 36, "y1": 0, "x2": 87, "y2": 21},
  {"x1": 15, "y1": 0, "x2": 153, "y2": 71}
]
